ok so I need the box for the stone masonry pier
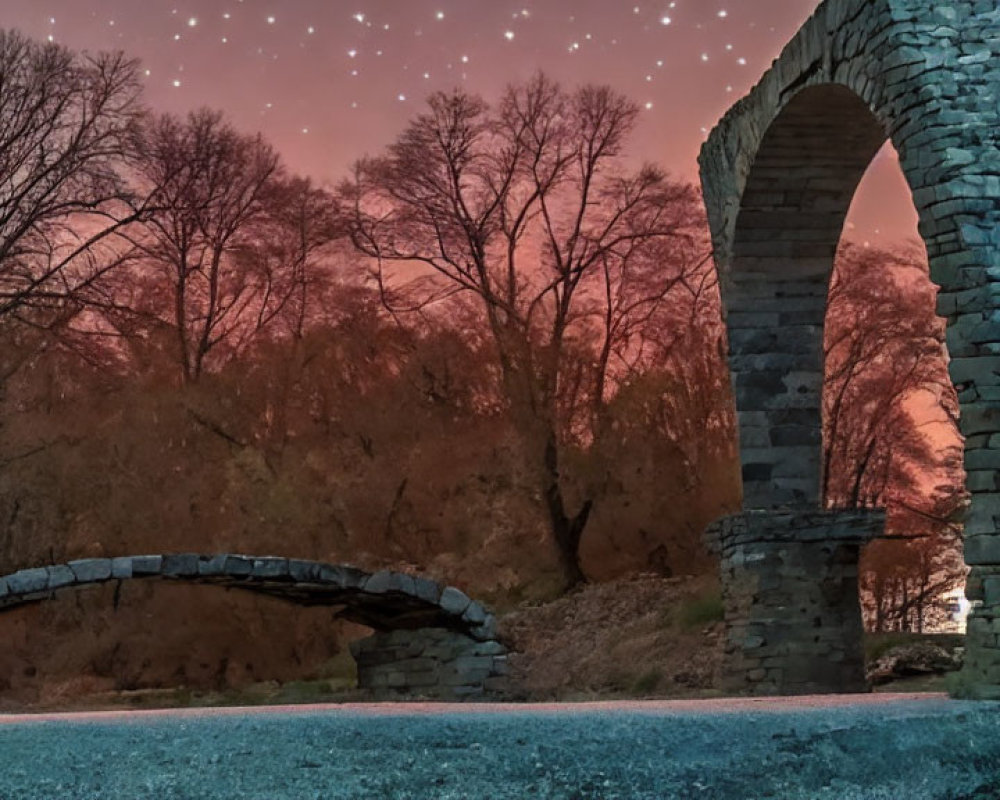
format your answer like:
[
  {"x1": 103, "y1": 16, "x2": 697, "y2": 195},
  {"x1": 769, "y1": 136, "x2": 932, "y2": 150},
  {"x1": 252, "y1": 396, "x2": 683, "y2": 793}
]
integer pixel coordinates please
[
  {"x1": 352, "y1": 629, "x2": 509, "y2": 700},
  {"x1": 700, "y1": 0, "x2": 1000, "y2": 696},
  {"x1": 708, "y1": 509, "x2": 884, "y2": 695},
  {"x1": 0, "y1": 554, "x2": 508, "y2": 700}
]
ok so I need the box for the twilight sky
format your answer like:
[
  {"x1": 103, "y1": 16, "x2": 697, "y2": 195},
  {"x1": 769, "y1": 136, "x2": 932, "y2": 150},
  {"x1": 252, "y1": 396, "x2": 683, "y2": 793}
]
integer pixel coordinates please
[{"x1": 2, "y1": 0, "x2": 918, "y2": 242}]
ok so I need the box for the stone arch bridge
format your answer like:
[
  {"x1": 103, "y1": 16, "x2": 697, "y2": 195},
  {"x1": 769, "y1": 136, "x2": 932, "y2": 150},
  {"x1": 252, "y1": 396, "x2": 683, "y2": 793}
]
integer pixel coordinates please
[
  {"x1": 0, "y1": 554, "x2": 508, "y2": 699},
  {"x1": 700, "y1": 0, "x2": 999, "y2": 697}
]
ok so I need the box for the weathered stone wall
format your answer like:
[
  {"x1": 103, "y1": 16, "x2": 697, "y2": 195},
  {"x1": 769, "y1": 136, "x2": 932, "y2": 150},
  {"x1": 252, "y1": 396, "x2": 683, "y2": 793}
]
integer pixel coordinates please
[
  {"x1": 699, "y1": 0, "x2": 1000, "y2": 697},
  {"x1": 351, "y1": 628, "x2": 509, "y2": 700},
  {"x1": 709, "y1": 510, "x2": 883, "y2": 695}
]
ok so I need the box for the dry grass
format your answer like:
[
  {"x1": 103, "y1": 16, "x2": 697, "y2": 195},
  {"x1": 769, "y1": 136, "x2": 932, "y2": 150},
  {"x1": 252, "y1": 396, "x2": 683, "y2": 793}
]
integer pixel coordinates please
[{"x1": 498, "y1": 573, "x2": 724, "y2": 700}]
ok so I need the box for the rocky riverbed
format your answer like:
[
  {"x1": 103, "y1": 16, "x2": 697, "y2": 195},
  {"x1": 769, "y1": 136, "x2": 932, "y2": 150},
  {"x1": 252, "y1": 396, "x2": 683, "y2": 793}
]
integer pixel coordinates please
[{"x1": 0, "y1": 696, "x2": 998, "y2": 799}]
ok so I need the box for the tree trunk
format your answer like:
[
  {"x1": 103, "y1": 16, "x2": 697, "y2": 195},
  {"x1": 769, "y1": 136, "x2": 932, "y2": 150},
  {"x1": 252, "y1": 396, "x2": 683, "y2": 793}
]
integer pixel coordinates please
[
  {"x1": 540, "y1": 433, "x2": 591, "y2": 589},
  {"x1": 497, "y1": 331, "x2": 594, "y2": 591},
  {"x1": 874, "y1": 579, "x2": 886, "y2": 633}
]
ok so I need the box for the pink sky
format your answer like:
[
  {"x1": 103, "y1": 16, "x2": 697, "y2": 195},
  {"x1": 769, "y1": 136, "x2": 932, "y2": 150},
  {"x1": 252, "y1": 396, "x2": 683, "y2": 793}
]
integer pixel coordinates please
[{"x1": 0, "y1": 1, "x2": 919, "y2": 242}]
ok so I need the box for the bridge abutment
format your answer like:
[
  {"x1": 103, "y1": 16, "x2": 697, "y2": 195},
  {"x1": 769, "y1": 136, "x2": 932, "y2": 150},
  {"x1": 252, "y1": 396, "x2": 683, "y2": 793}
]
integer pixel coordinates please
[
  {"x1": 709, "y1": 509, "x2": 883, "y2": 695},
  {"x1": 351, "y1": 628, "x2": 509, "y2": 699}
]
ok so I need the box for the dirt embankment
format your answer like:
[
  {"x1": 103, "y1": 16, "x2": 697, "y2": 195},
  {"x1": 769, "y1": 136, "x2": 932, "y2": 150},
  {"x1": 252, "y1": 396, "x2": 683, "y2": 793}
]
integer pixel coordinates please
[{"x1": 500, "y1": 574, "x2": 724, "y2": 700}]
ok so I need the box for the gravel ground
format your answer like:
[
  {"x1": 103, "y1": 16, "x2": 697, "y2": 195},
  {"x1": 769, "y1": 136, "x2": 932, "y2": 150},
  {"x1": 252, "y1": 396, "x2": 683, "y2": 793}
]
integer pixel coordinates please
[{"x1": 1, "y1": 697, "x2": 999, "y2": 799}]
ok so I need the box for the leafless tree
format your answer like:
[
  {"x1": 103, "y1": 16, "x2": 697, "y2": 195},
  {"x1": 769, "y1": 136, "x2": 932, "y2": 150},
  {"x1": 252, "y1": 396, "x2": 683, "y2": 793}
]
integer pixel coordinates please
[
  {"x1": 240, "y1": 176, "x2": 343, "y2": 343},
  {"x1": 0, "y1": 30, "x2": 152, "y2": 324},
  {"x1": 340, "y1": 73, "x2": 710, "y2": 587},
  {"x1": 116, "y1": 109, "x2": 284, "y2": 382}
]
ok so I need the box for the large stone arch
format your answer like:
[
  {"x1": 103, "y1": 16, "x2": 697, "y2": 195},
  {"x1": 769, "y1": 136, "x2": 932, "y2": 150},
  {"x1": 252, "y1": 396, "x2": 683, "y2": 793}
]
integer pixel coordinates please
[
  {"x1": 0, "y1": 554, "x2": 509, "y2": 699},
  {"x1": 700, "y1": 0, "x2": 1000, "y2": 697}
]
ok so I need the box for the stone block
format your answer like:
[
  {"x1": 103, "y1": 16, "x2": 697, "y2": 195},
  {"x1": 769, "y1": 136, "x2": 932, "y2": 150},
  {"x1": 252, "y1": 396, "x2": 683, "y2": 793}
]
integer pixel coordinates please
[
  {"x1": 984, "y1": 576, "x2": 1000, "y2": 605},
  {"x1": 6, "y1": 568, "x2": 49, "y2": 594},
  {"x1": 462, "y1": 601, "x2": 488, "y2": 625},
  {"x1": 423, "y1": 644, "x2": 462, "y2": 660},
  {"x1": 288, "y1": 559, "x2": 322, "y2": 582},
  {"x1": 223, "y1": 555, "x2": 253, "y2": 576},
  {"x1": 412, "y1": 576, "x2": 442, "y2": 604},
  {"x1": 161, "y1": 554, "x2": 200, "y2": 578},
  {"x1": 197, "y1": 554, "x2": 227, "y2": 577},
  {"x1": 251, "y1": 557, "x2": 289, "y2": 579},
  {"x1": 452, "y1": 655, "x2": 493, "y2": 672},
  {"x1": 382, "y1": 629, "x2": 416, "y2": 646},
  {"x1": 439, "y1": 586, "x2": 472, "y2": 616},
  {"x1": 385, "y1": 671, "x2": 408, "y2": 688},
  {"x1": 393, "y1": 657, "x2": 438, "y2": 673},
  {"x1": 440, "y1": 669, "x2": 491, "y2": 687},
  {"x1": 111, "y1": 557, "x2": 134, "y2": 579},
  {"x1": 320, "y1": 564, "x2": 366, "y2": 588},
  {"x1": 131, "y1": 555, "x2": 163, "y2": 576},
  {"x1": 470, "y1": 614, "x2": 498, "y2": 641},
  {"x1": 396, "y1": 671, "x2": 439, "y2": 689},
  {"x1": 362, "y1": 570, "x2": 394, "y2": 594},
  {"x1": 46, "y1": 565, "x2": 76, "y2": 590},
  {"x1": 364, "y1": 571, "x2": 416, "y2": 596},
  {"x1": 967, "y1": 573, "x2": 986, "y2": 601},
  {"x1": 961, "y1": 405, "x2": 1000, "y2": 436},
  {"x1": 967, "y1": 535, "x2": 1000, "y2": 566},
  {"x1": 484, "y1": 676, "x2": 510, "y2": 693},
  {"x1": 966, "y1": 448, "x2": 1000, "y2": 471},
  {"x1": 67, "y1": 559, "x2": 112, "y2": 583},
  {"x1": 967, "y1": 470, "x2": 1000, "y2": 493},
  {"x1": 472, "y1": 640, "x2": 506, "y2": 657},
  {"x1": 951, "y1": 356, "x2": 1000, "y2": 386}
]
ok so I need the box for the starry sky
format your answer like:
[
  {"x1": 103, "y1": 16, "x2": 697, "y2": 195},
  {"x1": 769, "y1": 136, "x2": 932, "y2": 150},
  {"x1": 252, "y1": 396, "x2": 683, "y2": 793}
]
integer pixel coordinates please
[{"x1": 3, "y1": 0, "x2": 918, "y2": 243}]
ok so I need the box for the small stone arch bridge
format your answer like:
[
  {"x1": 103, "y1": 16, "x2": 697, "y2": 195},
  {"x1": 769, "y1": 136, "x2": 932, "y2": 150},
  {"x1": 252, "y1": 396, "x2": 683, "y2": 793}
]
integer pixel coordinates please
[
  {"x1": 0, "y1": 554, "x2": 508, "y2": 699},
  {"x1": 700, "y1": 0, "x2": 999, "y2": 698}
]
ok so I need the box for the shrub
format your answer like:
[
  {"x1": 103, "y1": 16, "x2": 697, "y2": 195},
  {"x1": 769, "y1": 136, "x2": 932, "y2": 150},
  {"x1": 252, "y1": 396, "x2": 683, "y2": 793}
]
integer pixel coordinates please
[
  {"x1": 673, "y1": 589, "x2": 724, "y2": 631},
  {"x1": 632, "y1": 669, "x2": 663, "y2": 695}
]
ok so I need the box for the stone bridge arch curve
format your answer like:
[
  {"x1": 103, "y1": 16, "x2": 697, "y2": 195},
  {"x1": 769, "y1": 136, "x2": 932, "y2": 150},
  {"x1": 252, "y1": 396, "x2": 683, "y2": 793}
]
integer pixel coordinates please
[
  {"x1": 0, "y1": 554, "x2": 508, "y2": 699},
  {"x1": 700, "y1": 0, "x2": 1000, "y2": 697}
]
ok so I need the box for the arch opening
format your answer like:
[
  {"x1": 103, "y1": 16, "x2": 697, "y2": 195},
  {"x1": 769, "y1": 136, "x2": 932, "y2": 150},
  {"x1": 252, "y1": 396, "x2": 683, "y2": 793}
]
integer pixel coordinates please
[
  {"x1": 827, "y1": 144, "x2": 967, "y2": 637},
  {"x1": 727, "y1": 84, "x2": 889, "y2": 509}
]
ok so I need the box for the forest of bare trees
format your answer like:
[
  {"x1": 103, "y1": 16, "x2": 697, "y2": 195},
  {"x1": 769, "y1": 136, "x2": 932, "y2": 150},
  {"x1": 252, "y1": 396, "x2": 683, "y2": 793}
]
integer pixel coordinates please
[{"x1": 0, "y1": 30, "x2": 965, "y2": 627}]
